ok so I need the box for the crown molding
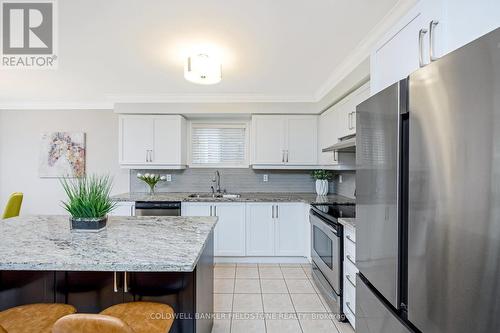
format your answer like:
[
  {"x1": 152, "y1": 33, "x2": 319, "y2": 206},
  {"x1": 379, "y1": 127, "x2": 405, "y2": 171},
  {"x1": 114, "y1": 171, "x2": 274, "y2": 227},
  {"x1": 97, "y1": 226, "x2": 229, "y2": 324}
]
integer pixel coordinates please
[
  {"x1": 0, "y1": 101, "x2": 114, "y2": 110},
  {"x1": 108, "y1": 93, "x2": 316, "y2": 104},
  {"x1": 313, "y1": 0, "x2": 417, "y2": 101}
]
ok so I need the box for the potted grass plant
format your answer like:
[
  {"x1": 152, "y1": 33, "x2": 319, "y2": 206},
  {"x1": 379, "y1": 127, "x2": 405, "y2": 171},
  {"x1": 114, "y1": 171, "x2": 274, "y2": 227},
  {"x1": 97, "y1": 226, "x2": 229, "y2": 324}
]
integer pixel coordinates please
[
  {"x1": 312, "y1": 170, "x2": 332, "y2": 196},
  {"x1": 60, "y1": 174, "x2": 116, "y2": 232}
]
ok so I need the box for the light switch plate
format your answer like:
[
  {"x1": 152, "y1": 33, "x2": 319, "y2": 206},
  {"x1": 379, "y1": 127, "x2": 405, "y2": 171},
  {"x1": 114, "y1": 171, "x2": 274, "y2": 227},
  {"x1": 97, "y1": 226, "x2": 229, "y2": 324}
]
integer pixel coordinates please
[
  {"x1": 263, "y1": 174, "x2": 268, "y2": 182},
  {"x1": 166, "y1": 174, "x2": 172, "y2": 182},
  {"x1": 339, "y1": 175, "x2": 343, "y2": 183}
]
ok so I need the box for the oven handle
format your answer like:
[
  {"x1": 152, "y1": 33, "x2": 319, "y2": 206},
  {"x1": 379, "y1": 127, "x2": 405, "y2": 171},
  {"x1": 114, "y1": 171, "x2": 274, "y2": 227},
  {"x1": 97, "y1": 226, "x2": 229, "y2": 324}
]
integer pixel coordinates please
[{"x1": 310, "y1": 211, "x2": 339, "y2": 236}]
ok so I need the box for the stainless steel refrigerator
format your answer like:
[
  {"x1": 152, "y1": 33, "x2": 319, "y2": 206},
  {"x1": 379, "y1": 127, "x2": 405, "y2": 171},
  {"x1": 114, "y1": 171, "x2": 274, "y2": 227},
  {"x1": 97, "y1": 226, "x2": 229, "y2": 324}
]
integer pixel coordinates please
[{"x1": 356, "y1": 27, "x2": 500, "y2": 333}]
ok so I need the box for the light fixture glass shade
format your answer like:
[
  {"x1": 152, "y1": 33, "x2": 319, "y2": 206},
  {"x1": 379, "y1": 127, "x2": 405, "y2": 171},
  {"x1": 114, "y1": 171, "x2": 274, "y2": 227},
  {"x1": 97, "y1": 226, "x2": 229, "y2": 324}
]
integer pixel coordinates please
[{"x1": 184, "y1": 54, "x2": 222, "y2": 85}]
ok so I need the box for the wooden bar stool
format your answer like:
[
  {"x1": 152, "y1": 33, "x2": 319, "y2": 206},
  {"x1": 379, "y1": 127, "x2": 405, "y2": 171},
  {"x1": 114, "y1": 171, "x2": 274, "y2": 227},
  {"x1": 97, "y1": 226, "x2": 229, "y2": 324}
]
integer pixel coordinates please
[
  {"x1": 100, "y1": 302, "x2": 175, "y2": 333},
  {"x1": 52, "y1": 314, "x2": 134, "y2": 333},
  {"x1": 0, "y1": 303, "x2": 76, "y2": 333}
]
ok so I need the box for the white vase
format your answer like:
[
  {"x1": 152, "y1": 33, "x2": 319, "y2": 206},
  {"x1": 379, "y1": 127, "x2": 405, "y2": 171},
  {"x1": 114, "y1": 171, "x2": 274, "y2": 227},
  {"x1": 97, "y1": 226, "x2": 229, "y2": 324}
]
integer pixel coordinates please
[{"x1": 315, "y1": 179, "x2": 329, "y2": 196}]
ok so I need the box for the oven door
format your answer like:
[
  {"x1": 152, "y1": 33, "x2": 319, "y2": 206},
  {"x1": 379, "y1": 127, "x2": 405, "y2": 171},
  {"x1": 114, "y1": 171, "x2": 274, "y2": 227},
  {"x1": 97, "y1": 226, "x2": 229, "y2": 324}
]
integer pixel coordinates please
[{"x1": 310, "y1": 211, "x2": 341, "y2": 293}]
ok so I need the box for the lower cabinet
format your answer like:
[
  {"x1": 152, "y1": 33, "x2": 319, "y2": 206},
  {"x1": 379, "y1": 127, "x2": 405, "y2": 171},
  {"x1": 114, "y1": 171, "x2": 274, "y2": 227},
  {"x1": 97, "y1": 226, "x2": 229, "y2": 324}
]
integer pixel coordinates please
[
  {"x1": 182, "y1": 202, "x2": 246, "y2": 256},
  {"x1": 183, "y1": 202, "x2": 307, "y2": 258},
  {"x1": 246, "y1": 203, "x2": 306, "y2": 256},
  {"x1": 342, "y1": 223, "x2": 357, "y2": 329},
  {"x1": 109, "y1": 202, "x2": 135, "y2": 216}
]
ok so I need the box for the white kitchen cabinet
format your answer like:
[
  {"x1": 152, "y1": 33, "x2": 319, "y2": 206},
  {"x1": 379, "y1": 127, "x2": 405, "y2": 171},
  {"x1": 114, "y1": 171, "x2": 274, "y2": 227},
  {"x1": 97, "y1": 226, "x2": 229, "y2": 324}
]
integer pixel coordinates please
[
  {"x1": 371, "y1": 0, "x2": 499, "y2": 95},
  {"x1": 246, "y1": 203, "x2": 275, "y2": 256},
  {"x1": 182, "y1": 202, "x2": 246, "y2": 256},
  {"x1": 341, "y1": 221, "x2": 358, "y2": 329},
  {"x1": 119, "y1": 115, "x2": 187, "y2": 169},
  {"x1": 246, "y1": 202, "x2": 307, "y2": 257},
  {"x1": 318, "y1": 104, "x2": 339, "y2": 166},
  {"x1": 109, "y1": 202, "x2": 135, "y2": 216},
  {"x1": 252, "y1": 115, "x2": 317, "y2": 167},
  {"x1": 370, "y1": 4, "x2": 426, "y2": 94},
  {"x1": 274, "y1": 203, "x2": 305, "y2": 256},
  {"x1": 252, "y1": 116, "x2": 286, "y2": 165}
]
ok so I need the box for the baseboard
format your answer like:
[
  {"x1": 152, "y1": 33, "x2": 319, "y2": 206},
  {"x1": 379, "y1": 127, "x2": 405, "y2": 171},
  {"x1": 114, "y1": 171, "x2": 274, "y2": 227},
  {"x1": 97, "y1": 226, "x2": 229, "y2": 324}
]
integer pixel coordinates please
[{"x1": 214, "y1": 256, "x2": 311, "y2": 264}]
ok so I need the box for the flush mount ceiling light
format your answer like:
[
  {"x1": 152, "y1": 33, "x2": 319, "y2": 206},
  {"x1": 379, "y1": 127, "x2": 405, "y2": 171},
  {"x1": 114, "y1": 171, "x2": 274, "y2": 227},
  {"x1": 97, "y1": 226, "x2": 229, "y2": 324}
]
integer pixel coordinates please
[{"x1": 184, "y1": 53, "x2": 222, "y2": 85}]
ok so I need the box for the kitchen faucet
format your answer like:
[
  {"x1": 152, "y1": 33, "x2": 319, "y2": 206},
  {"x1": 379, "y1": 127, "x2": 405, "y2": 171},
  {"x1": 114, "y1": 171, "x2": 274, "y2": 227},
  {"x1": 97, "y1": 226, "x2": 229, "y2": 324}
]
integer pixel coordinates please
[{"x1": 212, "y1": 170, "x2": 222, "y2": 193}]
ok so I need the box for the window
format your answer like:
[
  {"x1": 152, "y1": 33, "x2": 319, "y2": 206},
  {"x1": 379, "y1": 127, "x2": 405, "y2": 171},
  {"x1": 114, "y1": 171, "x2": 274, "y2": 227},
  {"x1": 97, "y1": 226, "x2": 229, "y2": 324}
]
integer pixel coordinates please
[{"x1": 190, "y1": 123, "x2": 248, "y2": 167}]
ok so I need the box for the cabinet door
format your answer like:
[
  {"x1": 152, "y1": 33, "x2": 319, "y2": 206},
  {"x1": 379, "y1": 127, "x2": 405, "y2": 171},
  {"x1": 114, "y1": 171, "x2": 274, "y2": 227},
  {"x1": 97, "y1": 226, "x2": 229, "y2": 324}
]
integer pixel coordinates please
[
  {"x1": 120, "y1": 116, "x2": 153, "y2": 164},
  {"x1": 370, "y1": 7, "x2": 425, "y2": 94},
  {"x1": 152, "y1": 116, "x2": 185, "y2": 165},
  {"x1": 275, "y1": 203, "x2": 306, "y2": 256},
  {"x1": 335, "y1": 98, "x2": 352, "y2": 139},
  {"x1": 252, "y1": 116, "x2": 285, "y2": 164},
  {"x1": 181, "y1": 203, "x2": 212, "y2": 216},
  {"x1": 286, "y1": 116, "x2": 317, "y2": 165},
  {"x1": 109, "y1": 202, "x2": 135, "y2": 216},
  {"x1": 443, "y1": 0, "x2": 500, "y2": 55},
  {"x1": 213, "y1": 203, "x2": 246, "y2": 256},
  {"x1": 246, "y1": 203, "x2": 275, "y2": 256}
]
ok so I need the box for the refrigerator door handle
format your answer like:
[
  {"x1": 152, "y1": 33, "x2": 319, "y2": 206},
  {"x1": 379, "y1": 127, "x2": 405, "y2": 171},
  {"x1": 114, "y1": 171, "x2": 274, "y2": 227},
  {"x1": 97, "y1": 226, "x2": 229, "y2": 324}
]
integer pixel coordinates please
[{"x1": 418, "y1": 28, "x2": 428, "y2": 67}]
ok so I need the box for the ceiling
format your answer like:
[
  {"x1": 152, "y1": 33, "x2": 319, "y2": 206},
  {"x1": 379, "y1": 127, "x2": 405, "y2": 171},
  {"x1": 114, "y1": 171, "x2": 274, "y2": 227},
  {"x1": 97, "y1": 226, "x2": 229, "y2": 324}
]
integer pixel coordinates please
[{"x1": 0, "y1": 0, "x2": 410, "y2": 108}]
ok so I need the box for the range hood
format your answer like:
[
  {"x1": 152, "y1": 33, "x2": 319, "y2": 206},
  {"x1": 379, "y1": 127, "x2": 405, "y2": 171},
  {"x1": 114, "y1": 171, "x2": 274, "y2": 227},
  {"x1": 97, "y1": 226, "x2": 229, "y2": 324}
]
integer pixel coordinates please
[{"x1": 322, "y1": 134, "x2": 356, "y2": 153}]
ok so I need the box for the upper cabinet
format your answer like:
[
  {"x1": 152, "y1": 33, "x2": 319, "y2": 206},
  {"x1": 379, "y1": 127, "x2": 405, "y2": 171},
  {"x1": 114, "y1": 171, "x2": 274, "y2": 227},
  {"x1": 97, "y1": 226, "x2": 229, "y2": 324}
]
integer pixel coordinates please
[
  {"x1": 318, "y1": 83, "x2": 370, "y2": 166},
  {"x1": 371, "y1": 0, "x2": 500, "y2": 94},
  {"x1": 251, "y1": 115, "x2": 317, "y2": 168},
  {"x1": 119, "y1": 115, "x2": 187, "y2": 169}
]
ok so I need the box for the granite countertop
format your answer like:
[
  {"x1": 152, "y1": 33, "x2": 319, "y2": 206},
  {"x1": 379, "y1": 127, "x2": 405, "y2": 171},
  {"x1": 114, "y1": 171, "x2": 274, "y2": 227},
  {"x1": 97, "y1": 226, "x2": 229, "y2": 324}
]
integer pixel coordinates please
[
  {"x1": 111, "y1": 192, "x2": 355, "y2": 205},
  {"x1": 338, "y1": 217, "x2": 356, "y2": 229},
  {"x1": 0, "y1": 215, "x2": 217, "y2": 272}
]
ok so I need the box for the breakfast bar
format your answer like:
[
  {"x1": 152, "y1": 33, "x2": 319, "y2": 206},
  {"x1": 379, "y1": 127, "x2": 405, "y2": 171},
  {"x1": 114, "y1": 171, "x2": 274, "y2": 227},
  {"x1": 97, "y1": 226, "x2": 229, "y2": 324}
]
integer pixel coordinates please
[{"x1": 0, "y1": 215, "x2": 217, "y2": 333}]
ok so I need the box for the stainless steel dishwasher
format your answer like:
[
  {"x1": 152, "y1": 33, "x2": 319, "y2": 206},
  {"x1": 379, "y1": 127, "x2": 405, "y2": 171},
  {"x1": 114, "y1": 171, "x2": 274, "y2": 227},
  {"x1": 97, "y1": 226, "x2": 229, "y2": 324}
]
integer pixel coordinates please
[{"x1": 134, "y1": 201, "x2": 181, "y2": 216}]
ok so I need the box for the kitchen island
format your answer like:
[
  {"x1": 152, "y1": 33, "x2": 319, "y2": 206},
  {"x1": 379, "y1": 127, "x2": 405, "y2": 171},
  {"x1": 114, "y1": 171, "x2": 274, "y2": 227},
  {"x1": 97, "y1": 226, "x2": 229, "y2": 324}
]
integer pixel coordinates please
[{"x1": 0, "y1": 215, "x2": 217, "y2": 333}]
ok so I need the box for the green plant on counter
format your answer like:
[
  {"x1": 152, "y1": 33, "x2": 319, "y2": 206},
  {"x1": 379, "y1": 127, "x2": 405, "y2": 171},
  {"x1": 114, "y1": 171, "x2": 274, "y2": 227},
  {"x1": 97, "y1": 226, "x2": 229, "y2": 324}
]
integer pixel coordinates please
[
  {"x1": 60, "y1": 174, "x2": 116, "y2": 218},
  {"x1": 137, "y1": 173, "x2": 167, "y2": 194},
  {"x1": 311, "y1": 169, "x2": 333, "y2": 180}
]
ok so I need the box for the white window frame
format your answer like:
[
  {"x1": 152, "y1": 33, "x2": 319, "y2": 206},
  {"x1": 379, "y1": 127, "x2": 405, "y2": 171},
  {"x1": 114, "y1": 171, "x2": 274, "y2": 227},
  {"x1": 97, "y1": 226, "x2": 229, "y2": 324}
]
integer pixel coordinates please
[{"x1": 187, "y1": 120, "x2": 250, "y2": 168}]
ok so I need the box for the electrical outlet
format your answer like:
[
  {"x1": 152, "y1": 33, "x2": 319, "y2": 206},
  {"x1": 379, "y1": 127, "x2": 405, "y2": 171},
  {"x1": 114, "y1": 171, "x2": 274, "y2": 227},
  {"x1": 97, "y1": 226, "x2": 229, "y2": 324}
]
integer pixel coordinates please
[
  {"x1": 339, "y1": 175, "x2": 343, "y2": 183},
  {"x1": 263, "y1": 174, "x2": 269, "y2": 182},
  {"x1": 166, "y1": 174, "x2": 172, "y2": 182}
]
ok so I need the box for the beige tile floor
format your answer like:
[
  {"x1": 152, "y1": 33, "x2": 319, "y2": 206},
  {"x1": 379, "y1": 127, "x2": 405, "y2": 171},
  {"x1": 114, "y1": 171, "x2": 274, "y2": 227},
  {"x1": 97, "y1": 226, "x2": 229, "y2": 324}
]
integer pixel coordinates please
[{"x1": 212, "y1": 263, "x2": 355, "y2": 333}]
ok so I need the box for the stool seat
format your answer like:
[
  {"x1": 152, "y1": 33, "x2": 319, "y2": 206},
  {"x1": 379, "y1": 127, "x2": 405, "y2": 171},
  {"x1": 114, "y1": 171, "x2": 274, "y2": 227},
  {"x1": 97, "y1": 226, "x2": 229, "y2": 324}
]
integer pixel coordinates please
[
  {"x1": 100, "y1": 302, "x2": 175, "y2": 333},
  {"x1": 0, "y1": 303, "x2": 76, "y2": 333},
  {"x1": 52, "y1": 314, "x2": 134, "y2": 333}
]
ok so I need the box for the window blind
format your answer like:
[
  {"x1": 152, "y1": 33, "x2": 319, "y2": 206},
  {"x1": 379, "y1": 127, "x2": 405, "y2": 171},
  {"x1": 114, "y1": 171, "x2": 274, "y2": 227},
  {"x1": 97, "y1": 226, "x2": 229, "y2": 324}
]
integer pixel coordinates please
[{"x1": 191, "y1": 125, "x2": 247, "y2": 165}]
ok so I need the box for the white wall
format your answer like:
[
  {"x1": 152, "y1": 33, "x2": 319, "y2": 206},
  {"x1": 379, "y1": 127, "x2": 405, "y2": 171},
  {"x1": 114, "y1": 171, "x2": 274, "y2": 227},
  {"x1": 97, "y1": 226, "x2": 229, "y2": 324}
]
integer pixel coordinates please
[{"x1": 0, "y1": 110, "x2": 129, "y2": 215}]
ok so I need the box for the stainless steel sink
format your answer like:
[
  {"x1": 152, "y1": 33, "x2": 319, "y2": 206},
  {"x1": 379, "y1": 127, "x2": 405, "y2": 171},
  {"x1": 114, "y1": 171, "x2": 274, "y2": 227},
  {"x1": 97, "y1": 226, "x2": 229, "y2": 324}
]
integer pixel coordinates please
[{"x1": 188, "y1": 193, "x2": 240, "y2": 199}]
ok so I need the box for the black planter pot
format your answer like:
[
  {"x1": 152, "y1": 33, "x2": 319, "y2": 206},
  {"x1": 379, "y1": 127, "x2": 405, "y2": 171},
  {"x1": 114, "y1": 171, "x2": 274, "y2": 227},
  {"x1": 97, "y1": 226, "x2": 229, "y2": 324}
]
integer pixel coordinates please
[{"x1": 70, "y1": 216, "x2": 107, "y2": 232}]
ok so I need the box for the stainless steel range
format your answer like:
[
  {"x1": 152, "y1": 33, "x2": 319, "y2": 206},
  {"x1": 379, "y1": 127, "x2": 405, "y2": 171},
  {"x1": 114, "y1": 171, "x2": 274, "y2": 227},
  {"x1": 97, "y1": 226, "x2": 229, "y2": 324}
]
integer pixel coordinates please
[{"x1": 309, "y1": 203, "x2": 355, "y2": 318}]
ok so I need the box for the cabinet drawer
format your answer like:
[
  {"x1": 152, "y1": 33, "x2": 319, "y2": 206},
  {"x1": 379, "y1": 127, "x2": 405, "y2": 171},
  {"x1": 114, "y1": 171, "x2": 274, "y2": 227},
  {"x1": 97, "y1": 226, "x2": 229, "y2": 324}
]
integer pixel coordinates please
[
  {"x1": 344, "y1": 260, "x2": 358, "y2": 288},
  {"x1": 344, "y1": 235, "x2": 356, "y2": 265},
  {"x1": 343, "y1": 276, "x2": 356, "y2": 315},
  {"x1": 344, "y1": 225, "x2": 356, "y2": 244}
]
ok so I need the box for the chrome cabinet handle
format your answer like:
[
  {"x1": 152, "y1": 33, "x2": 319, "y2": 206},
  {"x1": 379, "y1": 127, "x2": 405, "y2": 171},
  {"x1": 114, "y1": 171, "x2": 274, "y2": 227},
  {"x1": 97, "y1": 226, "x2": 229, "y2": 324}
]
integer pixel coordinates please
[
  {"x1": 210, "y1": 205, "x2": 213, "y2": 216},
  {"x1": 346, "y1": 235, "x2": 355, "y2": 244},
  {"x1": 346, "y1": 301, "x2": 355, "y2": 315},
  {"x1": 346, "y1": 274, "x2": 356, "y2": 287},
  {"x1": 113, "y1": 272, "x2": 118, "y2": 292},
  {"x1": 286, "y1": 150, "x2": 289, "y2": 163},
  {"x1": 214, "y1": 205, "x2": 217, "y2": 216},
  {"x1": 272, "y1": 205, "x2": 275, "y2": 218},
  {"x1": 333, "y1": 151, "x2": 338, "y2": 162},
  {"x1": 418, "y1": 28, "x2": 428, "y2": 68},
  {"x1": 348, "y1": 112, "x2": 352, "y2": 130},
  {"x1": 276, "y1": 205, "x2": 279, "y2": 219},
  {"x1": 346, "y1": 254, "x2": 356, "y2": 265},
  {"x1": 429, "y1": 20, "x2": 439, "y2": 62},
  {"x1": 124, "y1": 272, "x2": 129, "y2": 293},
  {"x1": 282, "y1": 150, "x2": 285, "y2": 163},
  {"x1": 149, "y1": 150, "x2": 153, "y2": 162},
  {"x1": 145, "y1": 150, "x2": 149, "y2": 162}
]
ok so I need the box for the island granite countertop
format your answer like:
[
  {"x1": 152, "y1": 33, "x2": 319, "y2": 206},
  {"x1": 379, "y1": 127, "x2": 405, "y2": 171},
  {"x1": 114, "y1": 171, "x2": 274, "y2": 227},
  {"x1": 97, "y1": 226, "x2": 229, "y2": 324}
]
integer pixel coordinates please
[
  {"x1": 111, "y1": 192, "x2": 355, "y2": 205},
  {"x1": 0, "y1": 215, "x2": 217, "y2": 272}
]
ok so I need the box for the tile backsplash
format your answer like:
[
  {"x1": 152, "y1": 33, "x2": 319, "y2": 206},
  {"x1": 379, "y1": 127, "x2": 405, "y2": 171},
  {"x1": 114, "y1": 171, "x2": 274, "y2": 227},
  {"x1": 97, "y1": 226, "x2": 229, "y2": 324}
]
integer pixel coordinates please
[{"x1": 130, "y1": 168, "x2": 356, "y2": 199}]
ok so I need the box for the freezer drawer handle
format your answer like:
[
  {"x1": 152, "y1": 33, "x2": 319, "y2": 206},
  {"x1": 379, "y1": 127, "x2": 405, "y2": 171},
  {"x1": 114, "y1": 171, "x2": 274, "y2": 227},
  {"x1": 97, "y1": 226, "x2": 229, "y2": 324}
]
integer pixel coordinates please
[
  {"x1": 346, "y1": 254, "x2": 356, "y2": 265},
  {"x1": 346, "y1": 274, "x2": 356, "y2": 288}
]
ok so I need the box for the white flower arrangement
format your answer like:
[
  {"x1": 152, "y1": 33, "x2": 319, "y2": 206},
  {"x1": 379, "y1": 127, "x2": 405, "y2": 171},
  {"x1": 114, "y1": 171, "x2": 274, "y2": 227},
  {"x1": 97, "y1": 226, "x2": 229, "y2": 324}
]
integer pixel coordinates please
[{"x1": 137, "y1": 173, "x2": 167, "y2": 194}]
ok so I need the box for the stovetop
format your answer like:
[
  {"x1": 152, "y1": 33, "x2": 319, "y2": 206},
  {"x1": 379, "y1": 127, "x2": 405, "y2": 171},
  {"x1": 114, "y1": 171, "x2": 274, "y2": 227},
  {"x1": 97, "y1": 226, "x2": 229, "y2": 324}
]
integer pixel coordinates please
[{"x1": 310, "y1": 203, "x2": 355, "y2": 223}]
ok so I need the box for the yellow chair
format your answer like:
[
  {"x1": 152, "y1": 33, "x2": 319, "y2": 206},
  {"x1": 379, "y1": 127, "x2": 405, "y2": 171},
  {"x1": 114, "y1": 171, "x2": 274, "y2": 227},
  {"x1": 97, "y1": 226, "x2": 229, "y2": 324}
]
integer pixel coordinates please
[{"x1": 2, "y1": 192, "x2": 23, "y2": 219}]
